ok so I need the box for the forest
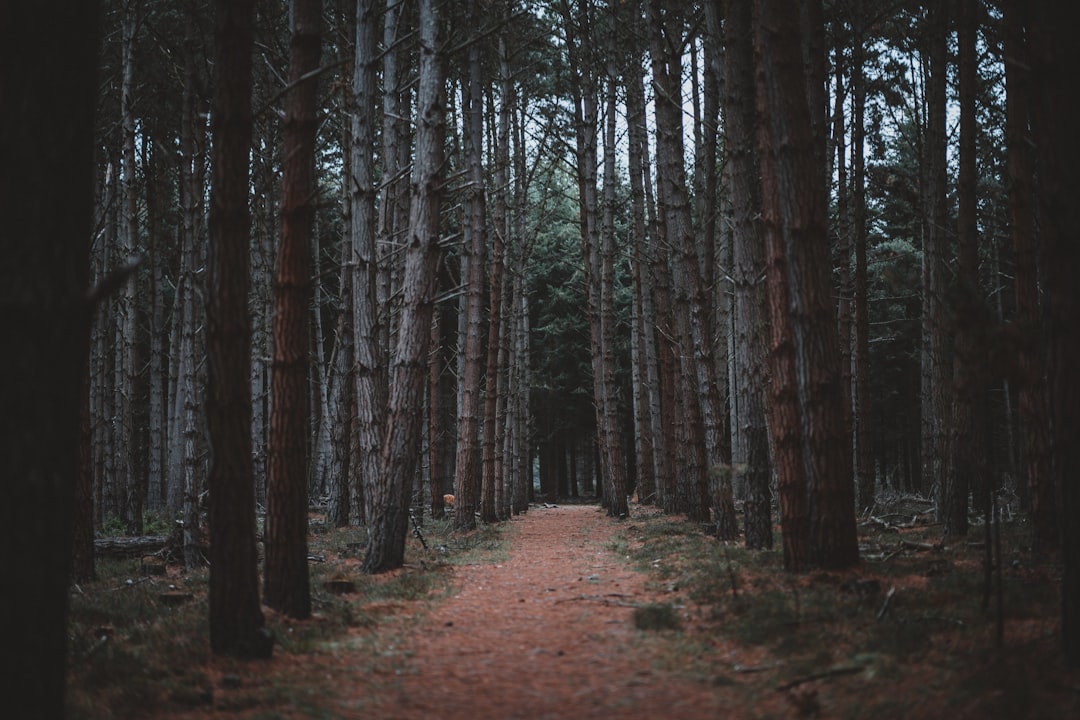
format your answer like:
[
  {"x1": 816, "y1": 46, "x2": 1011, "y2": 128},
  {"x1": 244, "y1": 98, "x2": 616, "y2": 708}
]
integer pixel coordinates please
[{"x1": 3, "y1": 0, "x2": 1079, "y2": 717}]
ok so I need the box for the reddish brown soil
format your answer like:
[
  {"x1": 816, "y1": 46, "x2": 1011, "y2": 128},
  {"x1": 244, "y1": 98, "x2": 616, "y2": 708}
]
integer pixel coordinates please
[{"x1": 364, "y1": 503, "x2": 729, "y2": 719}]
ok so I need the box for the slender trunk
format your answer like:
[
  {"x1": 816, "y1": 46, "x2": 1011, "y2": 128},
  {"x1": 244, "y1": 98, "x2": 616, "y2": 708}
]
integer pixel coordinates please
[
  {"x1": 1004, "y1": 0, "x2": 1055, "y2": 553},
  {"x1": 264, "y1": 0, "x2": 320, "y2": 619},
  {"x1": 364, "y1": 0, "x2": 445, "y2": 573},
  {"x1": 354, "y1": 0, "x2": 385, "y2": 532},
  {"x1": 852, "y1": 8, "x2": 875, "y2": 517},
  {"x1": 724, "y1": 0, "x2": 771, "y2": 549}
]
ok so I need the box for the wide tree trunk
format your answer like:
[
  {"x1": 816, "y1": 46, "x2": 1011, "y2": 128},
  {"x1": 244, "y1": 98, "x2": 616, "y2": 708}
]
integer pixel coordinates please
[
  {"x1": 2, "y1": 4, "x2": 99, "y2": 714},
  {"x1": 1026, "y1": 0, "x2": 1080, "y2": 666},
  {"x1": 205, "y1": 0, "x2": 273, "y2": 658},
  {"x1": 264, "y1": 0, "x2": 321, "y2": 620},
  {"x1": 754, "y1": 0, "x2": 858, "y2": 570},
  {"x1": 364, "y1": 0, "x2": 446, "y2": 573}
]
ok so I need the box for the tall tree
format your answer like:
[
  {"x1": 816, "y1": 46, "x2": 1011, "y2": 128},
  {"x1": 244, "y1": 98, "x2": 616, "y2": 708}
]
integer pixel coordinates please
[
  {"x1": 723, "y1": 0, "x2": 772, "y2": 549},
  {"x1": 454, "y1": 2, "x2": 487, "y2": 531},
  {"x1": 851, "y1": 1, "x2": 874, "y2": 520},
  {"x1": 753, "y1": 0, "x2": 858, "y2": 569},
  {"x1": 1003, "y1": 0, "x2": 1054, "y2": 554},
  {"x1": 921, "y1": 0, "x2": 951, "y2": 509},
  {"x1": 943, "y1": 0, "x2": 980, "y2": 538},
  {"x1": 364, "y1": 0, "x2": 446, "y2": 573},
  {"x1": 264, "y1": 0, "x2": 322, "y2": 619},
  {"x1": 354, "y1": 0, "x2": 383, "y2": 530},
  {"x1": 1, "y1": 2, "x2": 100, "y2": 715},
  {"x1": 1026, "y1": 0, "x2": 1080, "y2": 666},
  {"x1": 206, "y1": 0, "x2": 273, "y2": 658}
]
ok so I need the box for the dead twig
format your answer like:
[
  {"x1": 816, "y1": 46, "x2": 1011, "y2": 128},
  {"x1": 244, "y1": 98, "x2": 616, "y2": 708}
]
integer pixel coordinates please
[
  {"x1": 776, "y1": 665, "x2": 865, "y2": 692},
  {"x1": 876, "y1": 585, "x2": 897, "y2": 620}
]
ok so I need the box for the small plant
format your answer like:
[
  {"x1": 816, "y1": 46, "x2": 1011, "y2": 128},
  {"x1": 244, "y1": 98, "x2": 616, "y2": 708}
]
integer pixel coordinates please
[{"x1": 633, "y1": 603, "x2": 682, "y2": 632}]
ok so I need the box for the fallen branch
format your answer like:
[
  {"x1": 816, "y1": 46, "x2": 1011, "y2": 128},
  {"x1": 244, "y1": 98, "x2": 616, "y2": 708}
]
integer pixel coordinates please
[
  {"x1": 877, "y1": 585, "x2": 897, "y2": 620},
  {"x1": 776, "y1": 665, "x2": 865, "y2": 692},
  {"x1": 899, "y1": 539, "x2": 943, "y2": 553},
  {"x1": 733, "y1": 661, "x2": 783, "y2": 674}
]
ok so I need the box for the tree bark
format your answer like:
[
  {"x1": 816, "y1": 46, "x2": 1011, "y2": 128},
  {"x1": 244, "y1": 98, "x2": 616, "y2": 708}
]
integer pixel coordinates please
[
  {"x1": 354, "y1": 0, "x2": 385, "y2": 532},
  {"x1": 206, "y1": 0, "x2": 273, "y2": 658},
  {"x1": 265, "y1": 0, "x2": 321, "y2": 620},
  {"x1": 753, "y1": 0, "x2": 858, "y2": 569},
  {"x1": 364, "y1": 0, "x2": 445, "y2": 573},
  {"x1": 724, "y1": 0, "x2": 772, "y2": 550}
]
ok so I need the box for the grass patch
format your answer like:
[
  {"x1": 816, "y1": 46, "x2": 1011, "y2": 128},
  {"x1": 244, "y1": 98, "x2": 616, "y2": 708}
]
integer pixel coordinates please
[
  {"x1": 66, "y1": 511, "x2": 509, "y2": 719},
  {"x1": 616, "y1": 502, "x2": 1076, "y2": 719}
]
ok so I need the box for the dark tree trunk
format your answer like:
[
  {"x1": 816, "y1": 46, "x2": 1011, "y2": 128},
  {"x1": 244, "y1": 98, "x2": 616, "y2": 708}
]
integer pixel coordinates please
[
  {"x1": 1004, "y1": 0, "x2": 1055, "y2": 554},
  {"x1": 922, "y1": 0, "x2": 951, "y2": 513},
  {"x1": 944, "y1": 0, "x2": 980, "y2": 539},
  {"x1": 206, "y1": 0, "x2": 273, "y2": 658},
  {"x1": 1027, "y1": 0, "x2": 1080, "y2": 666},
  {"x1": 852, "y1": 6, "x2": 874, "y2": 518},
  {"x1": 1, "y1": 4, "x2": 99, "y2": 714},
  {"x1": 264, "y1": 0, "x2": 321, "y2": 619},
  {"x1": 753, "y1": 0, "x2": 858, "y2": 570}
]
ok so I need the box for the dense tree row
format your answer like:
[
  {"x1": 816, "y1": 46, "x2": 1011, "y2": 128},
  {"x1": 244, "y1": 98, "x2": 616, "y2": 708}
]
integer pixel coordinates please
[{"x1": 5, "y1": 0, "x2": 1080, "y2": 715}]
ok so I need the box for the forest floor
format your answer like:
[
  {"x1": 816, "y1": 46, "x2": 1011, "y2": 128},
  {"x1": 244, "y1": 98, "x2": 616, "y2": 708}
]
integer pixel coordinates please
[{"x1": 68, "y1": 499, "x2": 1080, "y2": 719}]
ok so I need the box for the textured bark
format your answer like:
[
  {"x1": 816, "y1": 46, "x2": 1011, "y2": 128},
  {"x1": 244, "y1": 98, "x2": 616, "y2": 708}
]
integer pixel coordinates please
[
  {"x1": 354, "y1": 0, "x2": 385, "y2": 531},
  {"x1": 626, "y1": 63, "x2": 663, "y2": 507},
  {"x1": 724, "y1": 0, "x2": 771, "y2": 550},
  {"x1": 1, "y1": 4, "x2": 98, "y2": 713},
  {"x1": 364, "y1": 0, "x2": 445, "y2": 573},
  {"x1": 1004, "y1": 0, "x2": 1055, "y2": 554},
  {"x1": 454, "y1": 28, "x2": 486, "y2": 531},
  {"x1": 754, "y1": 0, "x2": 857, "y2": 570},
  {"x1": 206, "y1": 0, "x2": 273, "y2": 658},
  {"x1": 265, "y1": 0, "x2": 321, "y2": 619}
]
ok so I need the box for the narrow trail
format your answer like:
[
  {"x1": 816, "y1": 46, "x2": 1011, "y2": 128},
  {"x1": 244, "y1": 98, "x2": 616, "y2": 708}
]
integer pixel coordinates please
[{"x1": 357, "y1": 503, "x2": 728, "y2": 719}]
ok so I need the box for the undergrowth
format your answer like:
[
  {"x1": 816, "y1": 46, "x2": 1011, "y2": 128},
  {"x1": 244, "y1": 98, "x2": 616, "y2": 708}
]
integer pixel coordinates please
[
  {"x1": 618, "y1": 501, "x2": 1076, "y2": 718},
  {"x1": 66, "y1": 512, "x2": 508, "y2": 719}
]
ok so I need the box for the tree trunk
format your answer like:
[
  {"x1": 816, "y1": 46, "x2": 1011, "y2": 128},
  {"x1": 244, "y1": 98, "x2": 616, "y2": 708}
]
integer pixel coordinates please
[
  {"x1": 922, "y1": 0, "x2": 951, "y2": 511},
  {"x1": 852, "y1": 6, "x2": 875, "y2": 518},
  {"x1": 724, "y1": 0, "x2": 772, "y2": 550},
  {"x1": 354, "y1": 0, "x2": 385, "y2": 534},
  {"x1": 454, "y1": 26, "x2": 486, "y2": 531},
  {"x1": 1003, "y1": 0, "x2": 1055, "y2": 555},
  {"x1": 754, "y1": 0, "x2": 857, "y2": 570},
  {"x1": 2, "y1": 5, "x2": 99, "y2": 713},
  {"x1": 264, "y1": 0, "x2": 321, "y2": 620},
  {"x1": 944, "y1": 0, "x2": 981, "y2": 539},
  {"x1": 364, "y1": 0, "x2": 445, "y2": 573},
  {"x1": 206, "y1": 0, "x2": 273, "y2": 659},
  {"x1": 1026, "y1": 0, "x2": 1080, "y2": 665}
]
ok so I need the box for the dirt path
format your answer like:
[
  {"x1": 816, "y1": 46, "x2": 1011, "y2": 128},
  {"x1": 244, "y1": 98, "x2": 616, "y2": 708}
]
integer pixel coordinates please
[{"x1": 351, "y1": 503, "x2": 728, "y2": 719}]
